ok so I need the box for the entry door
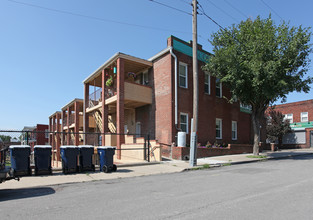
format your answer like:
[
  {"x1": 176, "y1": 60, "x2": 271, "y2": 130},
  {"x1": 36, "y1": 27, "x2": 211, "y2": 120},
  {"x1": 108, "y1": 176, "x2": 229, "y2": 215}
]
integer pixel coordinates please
[
  {"x1": 311, "y1": 131, "x2": 313, "y2": 148},
  {"x1": 136, "y1": 122, "x2": 141, "y2": 138}
]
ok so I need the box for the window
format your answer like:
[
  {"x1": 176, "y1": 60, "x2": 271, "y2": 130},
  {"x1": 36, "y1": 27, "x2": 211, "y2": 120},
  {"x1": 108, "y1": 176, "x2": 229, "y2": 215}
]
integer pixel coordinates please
[
  {"x1": 45, "y1": 129, "x2": 49, "y2": 139},
  {"x1": 204, "y1": 72, "x2": 210, "y2": 94},
  {"x1": 284, "y1": 114, "x2": 293, "y2": 123},
  {"x1": 216, "y1": 78, "x2": 222, "y2": 98},
  {"x1": 216, "y1": 118, "x2": 222, "y2": 139},
  {"x1": 180, "y1": 113, "x2": 188, "y2": 134},
  {"x1": 301, "y1": 112, "x2": 308, "y2": 122},
  {"x1": 179, "y1": 62, "x2": 188, "y2": 88},
  {"x1": 232, "y1": 121, "x2": 237, "y2": 140}
]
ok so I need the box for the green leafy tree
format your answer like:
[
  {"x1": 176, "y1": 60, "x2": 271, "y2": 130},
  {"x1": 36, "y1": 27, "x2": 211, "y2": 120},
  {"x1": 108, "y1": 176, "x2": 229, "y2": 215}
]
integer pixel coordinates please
[
  {"x1": 0, "y1": 135, "x2": 11, "y2": 143},
  {"x1": 203, "y1": 15, "x2": 312, "y2": 155},
  {"x1": 266, "y1": 108, "x2": 291, "y2": 149}
]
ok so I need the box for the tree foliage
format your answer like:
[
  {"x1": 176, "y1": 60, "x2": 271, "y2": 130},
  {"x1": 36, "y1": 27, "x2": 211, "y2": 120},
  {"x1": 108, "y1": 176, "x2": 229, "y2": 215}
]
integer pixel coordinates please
[
  {"x1": 266, "y1": 108, "x2": 291, "y2": 148},
  {"x1": 203, "y1": 15, "x2": 312, "y2": 155},
  {"x1": 0, "y1": 135, "x2": 11, "y2": 143}
]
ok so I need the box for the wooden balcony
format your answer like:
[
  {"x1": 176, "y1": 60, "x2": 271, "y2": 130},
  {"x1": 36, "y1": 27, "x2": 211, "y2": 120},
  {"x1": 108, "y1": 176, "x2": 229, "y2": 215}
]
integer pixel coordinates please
[{"x1": 105, "y1": 82, "x2": 152, "y2": 108}]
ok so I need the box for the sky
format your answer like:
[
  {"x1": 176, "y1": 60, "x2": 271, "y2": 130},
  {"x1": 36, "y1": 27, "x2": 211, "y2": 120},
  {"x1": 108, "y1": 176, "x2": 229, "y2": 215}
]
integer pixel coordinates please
[{"x1": 0, "y1": 0, "x2": 313, "y2": 130}]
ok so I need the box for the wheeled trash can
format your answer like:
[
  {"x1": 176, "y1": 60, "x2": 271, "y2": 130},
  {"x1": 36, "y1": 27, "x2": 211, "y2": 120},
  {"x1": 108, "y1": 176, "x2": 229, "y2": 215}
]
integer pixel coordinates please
[
  {"x1": 78, "y1": 145, "x2": 95, "y2": 172},
  {"x1": 60, "y1": 145, "x2": 79, "y2": 174},
  {"x1": 34, "y1": 145, "x2": 52, "y2": 175},
  {"x1": 97, "y1": 146, "x2": 117, "y2": 173},
  {"x1": 9, "y1": 145, "x2": 31, "y2": 176}
]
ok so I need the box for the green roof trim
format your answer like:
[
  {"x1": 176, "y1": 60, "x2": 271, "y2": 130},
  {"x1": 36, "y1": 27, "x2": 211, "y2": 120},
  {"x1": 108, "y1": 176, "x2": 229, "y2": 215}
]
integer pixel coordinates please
[
  {"x1": 290, "y1": 121, "x2": 313, "y2": 129},
  {"x1": 173, "y1": 39, "x2": 210, "y2": 62}
]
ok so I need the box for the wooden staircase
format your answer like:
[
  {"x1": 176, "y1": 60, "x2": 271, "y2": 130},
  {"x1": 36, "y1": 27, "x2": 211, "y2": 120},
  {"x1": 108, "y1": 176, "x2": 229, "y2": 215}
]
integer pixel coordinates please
[{"x1": 89, "y1": 100, "x2": 117, "y2": 133}]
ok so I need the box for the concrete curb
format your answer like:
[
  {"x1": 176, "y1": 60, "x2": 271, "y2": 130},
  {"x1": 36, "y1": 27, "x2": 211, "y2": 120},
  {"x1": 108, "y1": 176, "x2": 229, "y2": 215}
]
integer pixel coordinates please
[
  {"x1": 51, "y1": 161, "x2": 161, "y2": 173},
  {"x1": 182, "y1": 152, "x2": 313, "y2": 171}
]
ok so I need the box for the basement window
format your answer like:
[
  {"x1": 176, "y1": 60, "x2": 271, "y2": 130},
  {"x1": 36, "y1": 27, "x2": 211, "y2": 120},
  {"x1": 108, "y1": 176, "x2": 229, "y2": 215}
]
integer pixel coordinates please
[
  {"x1": 232, "y1": 121, "x2": 237, "y2": 140},
  {"x1": 180, "y1": 113, "x2": 188, "y2": 134},
  {"x1": 216, "y1": 118, "x2": 222, "y2": 139}
]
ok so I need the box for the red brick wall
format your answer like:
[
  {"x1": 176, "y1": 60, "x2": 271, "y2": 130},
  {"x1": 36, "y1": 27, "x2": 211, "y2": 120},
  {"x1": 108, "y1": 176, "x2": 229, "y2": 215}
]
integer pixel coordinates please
[
  {"x1": 153, "y1": 53, "x2": 174, "y2": 145},
  {"x1": 162, "y1": 144, "x2": 253, "y2": 160},
  {"x1": 36, "y1": 124, "x2": 49, "y2": 145},
  {"x1": 274, "y1": 99, "x2": 313, "y2": 122},
  {"x1": 152, "y1": 36, "x2": 252, "y2": 147},
  {"x1": 169, "y1": 36, "x2": 251, "y2": 146}
]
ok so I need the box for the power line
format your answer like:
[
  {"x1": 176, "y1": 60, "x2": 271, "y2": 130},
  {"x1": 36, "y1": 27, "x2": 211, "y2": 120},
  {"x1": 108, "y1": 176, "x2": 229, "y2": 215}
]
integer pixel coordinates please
[
  {"x1": 260, "y1": 0, "x2": 283, "y2": 20},
  {"x1": 224, "y1": 0, "x2": 248, "y2": 19},
  {"x1": 205, "y1": 0, "x2": 239, "y2": 23},
  {"x1": 197, "y1": 2, "x2": 227, "y2": 31},
  {"x1": 149, "y1": 0, "x2": 192, "y2": 15},
  {"x1": 7, "y1": 0, "x2": 192, "y2": 34}
]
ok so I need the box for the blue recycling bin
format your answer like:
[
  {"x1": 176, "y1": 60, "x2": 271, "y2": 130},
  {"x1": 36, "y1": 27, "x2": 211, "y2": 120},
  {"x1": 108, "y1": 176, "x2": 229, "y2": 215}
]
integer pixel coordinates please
[
  {"x1": 97, "y1": 146, "x2": 117, "y2": 173},
  {"x1": 60, "y1": 145, "x2": 79, "y2": 174},
  {"x1": 78, "y1": 145, "x2": 95, "y2": 172},
  {"x1": 34, "y1": 145, "x2": 52, "y2": 175},
  {"x1": 9, "y1": 145, "x2": 31, "y2": 176}
]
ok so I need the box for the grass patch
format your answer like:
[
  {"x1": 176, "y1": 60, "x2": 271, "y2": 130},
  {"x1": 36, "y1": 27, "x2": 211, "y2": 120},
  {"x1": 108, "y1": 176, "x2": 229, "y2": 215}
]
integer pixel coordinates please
[
  {"x1": 189, "y1": 164, "x2": 211, "y2": 170},
  {"x1": 202, "y1": 164, "x2": 210, "y2": 169},
  {"x1": 247, "y1": 155, "x2": 267, "y2": 159},
  {"x1": 222, "y1": 163, "x2": 231, "y2": 166}
]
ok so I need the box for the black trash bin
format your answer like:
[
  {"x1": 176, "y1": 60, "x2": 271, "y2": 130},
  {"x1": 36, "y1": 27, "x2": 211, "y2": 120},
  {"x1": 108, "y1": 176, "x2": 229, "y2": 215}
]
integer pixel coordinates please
[
  {"x1": 34, "y1": 145, "x2": 52, "y2": 175},
  {"x1": 78, "y1": 145, "x2": 95, "y2": 172},
  {"x1": 9, "y1": 145, "x2": 31, "y2": 176},
  {"x1": 97, "y1": 146, "x2": 117, "y2": 173},
  {"x1": 60, "y1": 145, "x2": 79, "y2": 174}
]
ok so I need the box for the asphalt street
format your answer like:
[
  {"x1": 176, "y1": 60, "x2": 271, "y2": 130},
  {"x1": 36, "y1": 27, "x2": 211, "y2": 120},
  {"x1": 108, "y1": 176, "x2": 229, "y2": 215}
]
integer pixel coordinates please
[{"x1": 1, "y1": 154, "x2": 313, "y2": 220}]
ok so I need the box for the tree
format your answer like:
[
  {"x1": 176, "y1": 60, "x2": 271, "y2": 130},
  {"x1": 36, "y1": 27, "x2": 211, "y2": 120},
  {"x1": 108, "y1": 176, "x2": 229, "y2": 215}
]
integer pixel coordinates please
[
  {"x1": 266, "y1": 108, "x2": 291, "y2": 149},
  {"x1": 203, "y1": 15, "x2": 312, "y2": 155},
  {"x1": 0, "y1": 135, "x2": 11, "y2": 143}
]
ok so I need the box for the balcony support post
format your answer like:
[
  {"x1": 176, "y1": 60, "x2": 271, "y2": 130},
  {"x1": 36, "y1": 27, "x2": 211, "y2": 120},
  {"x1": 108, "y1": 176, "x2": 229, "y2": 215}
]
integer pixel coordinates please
[
  {"x1": 83, "y1": 83, "x2": 89, "y2": 145},
  {"x1": 101, "y1": 69, "x2": 109, "y2": 146},
  {"x1": 56, "y1": 112, "x2": 61, "y2": 161},
  {"x1": 116, "y1": 58, "x2": 125, "y2": 159},
  {"x1": 67, "y1": 106, "x2": 70, "y2": 145},
  {"x1": 74, "y1": 101, "x2": 80, "y2": 146}
]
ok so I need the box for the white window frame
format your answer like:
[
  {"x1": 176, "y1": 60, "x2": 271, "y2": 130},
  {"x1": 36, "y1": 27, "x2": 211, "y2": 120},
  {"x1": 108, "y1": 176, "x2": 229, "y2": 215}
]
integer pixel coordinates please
[
  {"x1": 204, "y1": 72, "x2": 210, "y2": 94},
  {"x1": 284, "y1": 114, "x2": 293, "y2": 123},
  {"x1": 301, "y1": 112, "x2": 308, "y2": 122},
  {"x1": 216, "y1": 78, "x2": 222, "y2": 98},
  {"x1": 180, "y1": 113, "x2": 188, "y2": 134},
  {"x1": 232, "y1": 121, "x2": 237, "y2": 140},
  {"x1": 179, "y1": 62, "x2": 188, "y2": 88},
  {"x1": 216, "y1": 118, "x2": 222, "y2": 139}
]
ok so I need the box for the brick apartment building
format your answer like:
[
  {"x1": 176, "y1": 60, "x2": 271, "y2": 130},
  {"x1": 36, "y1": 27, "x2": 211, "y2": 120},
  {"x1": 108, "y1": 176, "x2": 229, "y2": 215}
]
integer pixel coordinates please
[
  {"x1": 274, "y1": 99, "x2": 313, "y2": 148},
  {"x1": 21, "y1": 124, "x2": 49, "y2": 150},
  {"x1": 82, "y1": 35, "x2": 252, "y2": 159},
  {"x1": 61, "y1": 98, "x2": 84, "y2": 146}
]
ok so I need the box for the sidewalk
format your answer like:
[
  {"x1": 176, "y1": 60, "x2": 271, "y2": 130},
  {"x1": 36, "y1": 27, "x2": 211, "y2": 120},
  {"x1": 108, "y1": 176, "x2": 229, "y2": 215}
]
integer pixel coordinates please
[{"x1": 1, "y1": 148, "x2": 312, "y2": 189}]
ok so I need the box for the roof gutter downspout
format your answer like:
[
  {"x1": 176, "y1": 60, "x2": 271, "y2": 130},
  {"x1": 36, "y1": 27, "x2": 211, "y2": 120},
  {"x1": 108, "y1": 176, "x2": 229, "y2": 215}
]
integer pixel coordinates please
[{"x1": 170, "y1": 47, "x2": 178, "y2": 127}]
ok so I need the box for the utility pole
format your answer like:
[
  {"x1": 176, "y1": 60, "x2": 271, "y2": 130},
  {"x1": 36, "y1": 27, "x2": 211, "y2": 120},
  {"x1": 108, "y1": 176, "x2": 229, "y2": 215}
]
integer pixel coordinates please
[{"x1": 190, "y1": 0, "x2": 198, "y2": 167}]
